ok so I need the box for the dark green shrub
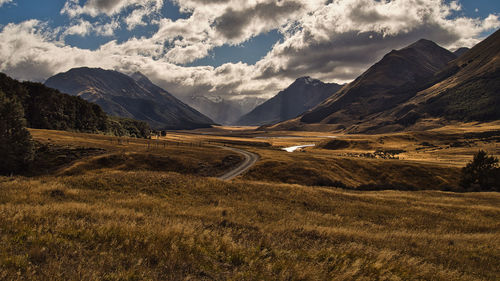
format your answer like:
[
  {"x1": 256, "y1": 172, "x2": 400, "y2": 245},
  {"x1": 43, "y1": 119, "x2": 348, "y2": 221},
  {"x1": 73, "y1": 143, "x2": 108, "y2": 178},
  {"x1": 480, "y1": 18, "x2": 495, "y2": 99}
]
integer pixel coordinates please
[
  {"x1": 0, "y1": 91, "x2": 34, "y2": 174},
  {"x1": 460, "y1": 150, "x2": 500, "y2": 191}
]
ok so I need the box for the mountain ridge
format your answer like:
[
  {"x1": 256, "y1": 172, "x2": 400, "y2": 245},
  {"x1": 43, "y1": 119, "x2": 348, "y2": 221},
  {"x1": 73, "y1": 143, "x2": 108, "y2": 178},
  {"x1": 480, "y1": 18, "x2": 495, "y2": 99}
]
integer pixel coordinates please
[
  {"x1": 180, "y1": 95, "x2": 266, "y2": 125},
  {"x1": 267, "y1": 31, "x2": 500, "y2": 133},
  {"x1": 45, "y1": 67, "x2": 214, "y2": 130},
  {"x1": 298, "y1": 37, "x2": 457, "y2": 125},
  {"x1": 237, "y1": 76, "x2": 342, "y2": 126}
]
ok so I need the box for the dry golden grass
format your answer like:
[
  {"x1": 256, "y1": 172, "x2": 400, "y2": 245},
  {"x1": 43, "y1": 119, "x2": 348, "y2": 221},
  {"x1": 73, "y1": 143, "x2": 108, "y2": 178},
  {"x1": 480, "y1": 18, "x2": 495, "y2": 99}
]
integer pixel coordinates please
[
  {"x1": 1, "y1": 127, "x2": 498, "y2": 280},
  {"x1": 243, "y1": 153, "x2": 461, "y2": 189},
  {"x1": 28, "y1": 129, "x2": 242, "y2": 178},
  {"x1": 0, "y1": 171, "x2": 499, "y2": 280},
  {"x1": 170, "y1": 123, "x2": 499, "y2": 189}
]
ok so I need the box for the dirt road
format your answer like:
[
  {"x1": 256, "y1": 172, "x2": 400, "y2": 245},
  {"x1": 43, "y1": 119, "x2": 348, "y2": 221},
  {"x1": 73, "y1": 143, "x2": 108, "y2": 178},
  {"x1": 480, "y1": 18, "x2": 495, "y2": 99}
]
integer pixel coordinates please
[{"x1": 217, "y1": 146, "x2": 259, "y2": 180}]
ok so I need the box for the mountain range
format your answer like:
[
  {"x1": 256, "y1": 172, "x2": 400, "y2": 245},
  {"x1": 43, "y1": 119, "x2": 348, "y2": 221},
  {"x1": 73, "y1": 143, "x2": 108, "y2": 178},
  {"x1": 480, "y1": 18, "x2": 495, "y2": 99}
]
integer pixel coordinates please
[
  {"x1": 265, "y1": 29, "x2": 500, "y2": 133},
  {"x1": 237, "y1": 77, "x2": 342, "y2": 126},
  {"x1": 45, "y1": 68, "x2": 214, "y2": 130},
  {"x1": 22, "y1": 29, "x2": 500, "y2": 133},
  {"x1": 180, "y1": 95, "x2": 266, "y2": 125}
]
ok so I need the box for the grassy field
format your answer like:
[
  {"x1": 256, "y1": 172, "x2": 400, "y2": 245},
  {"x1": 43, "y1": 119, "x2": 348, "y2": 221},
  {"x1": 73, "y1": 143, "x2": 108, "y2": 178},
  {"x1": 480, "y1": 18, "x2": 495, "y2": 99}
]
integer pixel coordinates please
[
  {"x1": 0, "y1": 126, "x2": 499, "y2": 280},
  {"x1": 171, "y1": 122, "x2": 500, "y2": 190},
  {"x1": 1, "y1": 171, "x2": 499, "y2": 280},
  {"x1": 27, "y1": 129, "x2": 242, "y2": 178}
]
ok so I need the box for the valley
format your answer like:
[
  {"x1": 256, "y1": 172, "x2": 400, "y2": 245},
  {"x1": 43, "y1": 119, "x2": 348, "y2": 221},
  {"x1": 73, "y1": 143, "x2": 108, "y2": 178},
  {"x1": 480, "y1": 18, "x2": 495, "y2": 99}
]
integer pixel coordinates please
[
  {"x1": 1, "y1": 125, "x2": 499, "y2": 280},
  {"x1": 1, "y1": 5, "x2": 499, "y2": 279}
]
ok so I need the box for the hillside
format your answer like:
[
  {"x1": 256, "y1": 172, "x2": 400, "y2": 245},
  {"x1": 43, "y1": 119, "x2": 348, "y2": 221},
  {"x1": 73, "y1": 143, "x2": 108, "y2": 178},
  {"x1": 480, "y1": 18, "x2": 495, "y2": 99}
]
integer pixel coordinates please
[
  {"x1": 45, "y1": 68, "x2": 214, "y2": 130},
  {"x1": 453, "y1": 47, "x2": 470, "y2": 57},
  {"x1": 413, "y1": 29, "x2": 500, "y2": 122},
  {"x1": 268, "y1": 32, "x2": 499, "y2": 133},
  {"x1": 296, "y1": 39, "x2": 457, "y2": 130},
  {"x1": 350, "y1": 28, "x2": 500, "y2": 133},
  {"x1": 0, "y1": 73, "x2": 150, "y2": 138},
  {"x1": 238, "y1": 77, "x2": 342, "y2": 125}
]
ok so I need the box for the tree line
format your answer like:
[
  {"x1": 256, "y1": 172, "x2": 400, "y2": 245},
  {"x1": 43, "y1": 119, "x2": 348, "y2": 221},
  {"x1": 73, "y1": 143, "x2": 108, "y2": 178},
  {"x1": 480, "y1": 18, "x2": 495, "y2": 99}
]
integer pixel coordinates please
[
  {"x1": 0, "y1": 73, "x2": 150, "y2": 138},
  {"x1": 0, "y1": 72, "x2": 151, "y2": 175}
]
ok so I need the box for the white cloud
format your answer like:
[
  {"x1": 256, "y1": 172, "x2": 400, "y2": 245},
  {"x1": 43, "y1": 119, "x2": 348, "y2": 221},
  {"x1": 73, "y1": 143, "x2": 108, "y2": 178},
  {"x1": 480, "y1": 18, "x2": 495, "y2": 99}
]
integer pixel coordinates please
[
  {"x1": 95, "y1": 19, "x2": 121, "y2": 36},
  {"x1": 125, "y1": 8, "x2": 148, "y2": 30},
  {"x1": 1, "y1": 0, "x2": 499, "y2": 102},
  {"x1": 63, "y1": 19, "x2": 93, "y2": 36},
  {"x1": 62, "y1": 19, "x2": 120, "y2": 37},
  {"x1": 0, "y1": 0, "x2": 12, "y2": 7}
]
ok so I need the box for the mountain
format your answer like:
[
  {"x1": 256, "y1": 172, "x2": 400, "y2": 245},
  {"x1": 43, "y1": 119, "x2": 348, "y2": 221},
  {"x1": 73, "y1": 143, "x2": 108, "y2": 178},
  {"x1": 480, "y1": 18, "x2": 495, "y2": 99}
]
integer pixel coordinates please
[
  {"x1": 0, "y1": 72, "x2": 150, "y2": 138},
  {"x1": 270, "y1": 30, "x2": 500, "y2": 133},
  {"x1": 45, "y1": 68, "x2": 214, "y2": 130},
  {"x1": 298, "y1": 39, "x2": 457, "y2": 128},
  {"x1": 237, "y1": 77, "x2": 342, "y2": 125},
  {"x1": 267, "y1": 38, "x2": 459, "y2": 132},
  {"x1": 180, "y1": 95, "x2": 265, "y2": 125},
  {"x1": 360, "y1": 29, "x2": 500, "y2": 131},
  {"x1": 406, "y1": 29, "x2": 500, "y2": 123},
  {"x1": 453, "y1": 47, "x2": 470, "y2": 57}
]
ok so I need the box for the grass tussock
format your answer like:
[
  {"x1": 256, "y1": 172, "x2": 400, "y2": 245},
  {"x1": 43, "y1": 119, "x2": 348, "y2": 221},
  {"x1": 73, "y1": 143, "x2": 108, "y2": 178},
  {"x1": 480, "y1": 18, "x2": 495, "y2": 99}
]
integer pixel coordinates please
[{"x1": 0, "y1": 171, "x2": 499, "y2": 280}]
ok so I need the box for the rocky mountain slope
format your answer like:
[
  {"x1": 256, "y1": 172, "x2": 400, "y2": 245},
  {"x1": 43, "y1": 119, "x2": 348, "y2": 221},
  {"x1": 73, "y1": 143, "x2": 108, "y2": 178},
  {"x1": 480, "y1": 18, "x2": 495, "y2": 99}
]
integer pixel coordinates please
[
  {"x1": 268, "y1": 30, "x2": 500, "y2": 133},
  {"x1": 45, "y1": 68, "x2": 214, "y2": 130},
  {"x1": 237, "y1": 77, "x2": 342, "y2": 125}
]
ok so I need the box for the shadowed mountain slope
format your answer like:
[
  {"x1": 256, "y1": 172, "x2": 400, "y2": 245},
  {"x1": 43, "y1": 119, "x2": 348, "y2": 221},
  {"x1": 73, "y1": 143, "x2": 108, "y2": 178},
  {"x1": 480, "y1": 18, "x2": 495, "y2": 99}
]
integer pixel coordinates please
[
  {"x1": 237, "y1": 77, "x2": 342, "y2": 125},
  {"x1": 453, "y1": 47, "x2": 470, "y2": 57},
  {"x1": 299, "y1": 39, "x2": 457, "y2": 126},
  {"x1": 45, "y1": 68, "x2": 214, "y2": 130},
  {"x1": 0, "y1": 72, "x2": 151, "y2": 138},
  {"x1": 269, "y1": 30, "x2": 500, "y2": 133},
  {"x1": 406, "y1": 28, "x2": 500, "y2": 124}
]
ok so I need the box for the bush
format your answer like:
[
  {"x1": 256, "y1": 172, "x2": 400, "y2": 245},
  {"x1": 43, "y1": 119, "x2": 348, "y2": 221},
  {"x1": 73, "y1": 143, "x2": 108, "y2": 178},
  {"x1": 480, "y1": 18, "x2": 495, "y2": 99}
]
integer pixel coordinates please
[
  {"x1": 0, "y1": 91, "x2": 34, "y2": 175},
  {"x1": 460, "y1": 150, "x2": 500, "y2": 191}
]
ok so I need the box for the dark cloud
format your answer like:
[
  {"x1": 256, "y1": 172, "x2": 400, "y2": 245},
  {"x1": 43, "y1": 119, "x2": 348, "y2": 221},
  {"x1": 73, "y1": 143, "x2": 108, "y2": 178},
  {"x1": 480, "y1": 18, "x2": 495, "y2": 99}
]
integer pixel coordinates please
[
  {"x1": 348, "y1": 4, "x2": 389, "y2": 23},
  {"x1": 215, "y1": 1, "x2": 303, "y2": 40},
  {"x1": 256, "y1": 24, "x2": 463, "y2": 81},
  {"x1": 185, "y1": 0, "x2": 229, "y2": 3},
  {"x1": 86, "y1": 0, "x2": 124, "y2": 12}
]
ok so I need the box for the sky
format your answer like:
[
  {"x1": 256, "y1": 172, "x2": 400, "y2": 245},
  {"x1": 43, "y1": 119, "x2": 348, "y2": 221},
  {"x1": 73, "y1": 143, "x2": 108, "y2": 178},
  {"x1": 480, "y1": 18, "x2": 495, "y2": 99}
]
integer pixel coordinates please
[{"x1": 0, "y1": 0, "x2": 499, "y2": 101}]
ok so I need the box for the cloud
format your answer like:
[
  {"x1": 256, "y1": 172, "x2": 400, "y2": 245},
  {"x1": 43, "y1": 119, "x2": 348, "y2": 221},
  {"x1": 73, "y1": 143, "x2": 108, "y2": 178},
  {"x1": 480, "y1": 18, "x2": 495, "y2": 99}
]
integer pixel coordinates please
[
  {"x1": 62, "y1": 19, "x2": 120, "y2": 37},
  {"x1": 63, "y1": 19, "x2": 93, "y2": 36},
  {"x1": 214, "y1": 1, "x2": 304, "y2": 42},
  {"x1": 1, "y1": 0, "x2": 499, "y2": 103},
  {"x1": 61, "y1": 0, "x2": 164, "y2": 18},
  {"x1": 0, "y1": 0, "x2": 12, "y2": 7},
  {"x1": 0, "y1": 20, "x2": 106, "y2": 82},
  {"x1": 124, "y1": 8, "x2": 149, "y2": 30},
  {"x1": 95, "y1": 19, "x2": 121, "y2": 36},
  {"x1": 253, "y1": 0, "x2": 500, "y2": 83}
]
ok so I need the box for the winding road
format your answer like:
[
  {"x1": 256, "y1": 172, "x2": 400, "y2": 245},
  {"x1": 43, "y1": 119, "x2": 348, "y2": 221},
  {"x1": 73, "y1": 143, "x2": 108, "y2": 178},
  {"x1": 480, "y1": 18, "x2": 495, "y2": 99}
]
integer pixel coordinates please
[{"x1": 217, "y1": 146, "x2": 260, "y2": 181}]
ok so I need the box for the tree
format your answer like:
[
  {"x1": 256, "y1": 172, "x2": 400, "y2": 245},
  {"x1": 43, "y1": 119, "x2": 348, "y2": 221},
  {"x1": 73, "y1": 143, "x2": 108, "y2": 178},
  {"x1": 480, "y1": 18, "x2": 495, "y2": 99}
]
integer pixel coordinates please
[
  {"x1": 0, "y1": 91, "x2": 34, "y2": 175},
  {"x1": 460, "y1": 150, "x2": 500, "y2": 191}
]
